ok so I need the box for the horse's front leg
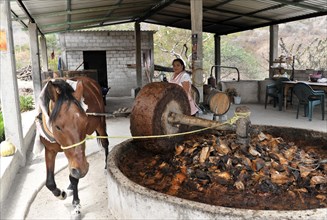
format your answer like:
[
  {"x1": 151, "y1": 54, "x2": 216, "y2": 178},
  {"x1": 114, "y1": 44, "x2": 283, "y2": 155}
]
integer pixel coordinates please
[
  {"x1": 69, "y1": 174, "x2": 82, "y2": 217},
  {"x1": 69, "y1": 174, "x2": 80, "y2": 206},
  {"x1": 45, "y1": 148, "x2": 67, "y2": 200}
]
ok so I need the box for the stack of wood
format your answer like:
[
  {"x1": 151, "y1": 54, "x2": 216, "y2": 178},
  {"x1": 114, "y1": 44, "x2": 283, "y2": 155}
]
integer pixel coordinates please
[
  {"x1": 17, "y1": 65, "x2": 32, "y2": 81},
  {"x1": 113, "y1": 107, "x2": 131, "y2": 117}
]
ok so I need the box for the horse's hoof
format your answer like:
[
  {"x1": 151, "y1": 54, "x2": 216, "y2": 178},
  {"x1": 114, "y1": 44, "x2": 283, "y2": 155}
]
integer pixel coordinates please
[
  {"x1": 70, "y1": 212, "x2": 81, "y2": 220},
  {"x1": 56, "y1": 190, "x2": 67, "y2": 200},
  {"x1": 70, "y1": 204, "x2": 81, "y2": 220}
]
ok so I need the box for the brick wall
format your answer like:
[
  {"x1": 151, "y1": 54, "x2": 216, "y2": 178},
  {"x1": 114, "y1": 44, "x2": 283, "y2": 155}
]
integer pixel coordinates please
[{"x1": 59, "y1": 31, "x2": 154, "y2": 96}]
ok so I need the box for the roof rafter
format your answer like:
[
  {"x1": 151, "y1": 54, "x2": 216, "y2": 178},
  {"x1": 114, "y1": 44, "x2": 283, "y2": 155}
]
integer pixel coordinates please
[
  {"x1": 66, "y1": 0, "x2": 71, "y2": 30},
  {"x1": 14, "y1": 2, "x2": 155, "y2": 20},
  {"x1": 39, "y1": 16, "x2": 133, "y2": 29},
  {"x1": 269, "y1": 0, "x2": 326, "y2": 12},
  {"x1": 225, "y1": 11, "x2": 327, "y2": 35},
  {"x1": 176, "y1": 1, "x2": 274, "y2": 22},
  {"x1": 16, "y1": 0, "x2": 43, "y2": 35},
  {"x1": 10, "y1": 0, "x2": 327, "y2": 36},
  {"x1": 135, "y1": 0, "x2": 177, "y2": 22}
]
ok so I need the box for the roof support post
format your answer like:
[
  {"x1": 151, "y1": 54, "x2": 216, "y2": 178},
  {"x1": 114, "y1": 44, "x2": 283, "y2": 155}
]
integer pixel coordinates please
[
  {"x1": 0, "y1": 0, "x2": 24, "y2": 160},
  {"x1": 135, "y1": 22, "x2": 142, "y2": 88},
  {"x1": 191, "y1": 0, "x2": 203, "y2": 102},
  {"x1": 269, "y1": 25, "x2": 279, "y2": 78},
  {"x1": 28, "y1": 22, "x2": 42, "y2": 106},
  {"x1": 0, "y1": 0, "x2": 25, "y2": 193},
  {"x1": 39, "y1": 35, "x2": 48, "y2": 71},
  {"x1": 214, "y1": 34, "x2": 221, "y2": 81}
]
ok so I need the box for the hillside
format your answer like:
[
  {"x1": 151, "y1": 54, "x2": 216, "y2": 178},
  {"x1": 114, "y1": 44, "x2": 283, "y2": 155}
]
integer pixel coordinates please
[
  {"x1": 11, "y1": 15, "x2": 327, "y2": 80},
  {"x1": 225, "y1": 16, "x2": 327, "y2": 76}
]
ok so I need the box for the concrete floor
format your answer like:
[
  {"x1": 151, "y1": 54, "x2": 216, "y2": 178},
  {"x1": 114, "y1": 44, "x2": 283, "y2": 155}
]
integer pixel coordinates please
[{"x1": 1, "y1": 97, "x2": 326, "y2": 220}]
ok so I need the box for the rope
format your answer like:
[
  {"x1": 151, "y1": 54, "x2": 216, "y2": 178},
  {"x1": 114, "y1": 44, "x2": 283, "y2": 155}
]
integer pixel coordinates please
[{"x1": 60, "y1": 111, "x2": 251, "y2": 150}]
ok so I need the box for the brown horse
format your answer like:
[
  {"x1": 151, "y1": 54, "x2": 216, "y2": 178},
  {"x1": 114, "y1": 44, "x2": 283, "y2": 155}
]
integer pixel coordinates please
[{"x1": 39, "y1": 76, "x2": 109, "y2": 215}]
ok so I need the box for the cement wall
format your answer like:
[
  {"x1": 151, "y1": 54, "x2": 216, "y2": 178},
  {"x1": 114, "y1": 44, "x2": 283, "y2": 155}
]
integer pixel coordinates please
[
  {"x1": 107, "y1": 140, "x2": 327, "y2": 220},
  {"x1": 0, "y1": 111, "x2": 36, "y2": 203},
  {"x1": 220, "y1": 78, "x2": 326, "y2": 112},
  {"x1": 220, "y1": 80, "x2": 262, "y2": 104},
  {"x1": 59, "y1": 31, "x2": 154, "y2": 96}
]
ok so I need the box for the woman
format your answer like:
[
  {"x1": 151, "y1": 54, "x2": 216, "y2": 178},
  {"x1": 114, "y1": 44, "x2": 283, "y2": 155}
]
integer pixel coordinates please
[{"x1": 169, "y1": 58, "x2": 198, "y2": 116}]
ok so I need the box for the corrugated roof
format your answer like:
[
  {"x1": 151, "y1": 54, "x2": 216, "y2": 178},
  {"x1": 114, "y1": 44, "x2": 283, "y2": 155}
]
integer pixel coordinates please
[{"x1": 10, "y1": 0, "x2": 327, "y2": 35}]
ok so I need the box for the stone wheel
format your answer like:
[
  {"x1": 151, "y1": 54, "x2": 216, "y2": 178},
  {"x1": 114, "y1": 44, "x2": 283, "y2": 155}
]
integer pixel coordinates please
[{"x1": 130, "y1": 82, "x2": 191, "y2": 153}]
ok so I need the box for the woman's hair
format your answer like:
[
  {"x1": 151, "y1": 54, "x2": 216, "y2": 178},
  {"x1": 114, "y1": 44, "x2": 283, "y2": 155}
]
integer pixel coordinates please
[{"x1": 172, "y1": 58, "x2": 185, "y2": 71}]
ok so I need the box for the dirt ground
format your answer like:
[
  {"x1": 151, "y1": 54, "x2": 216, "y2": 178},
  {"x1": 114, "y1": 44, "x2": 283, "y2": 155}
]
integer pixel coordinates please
[
  {"x1": 25, "y1": 151, "x2": 111, "y2": 219},
  {"x1": 17, "y1": 79, "x2": 33, "y2": 95}
]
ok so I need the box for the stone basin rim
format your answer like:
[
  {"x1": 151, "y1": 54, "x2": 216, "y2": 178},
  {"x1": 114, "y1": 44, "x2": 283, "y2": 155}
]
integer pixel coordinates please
[{"x1": 107, "y1": 125, "x2": 327, "y2": 219}]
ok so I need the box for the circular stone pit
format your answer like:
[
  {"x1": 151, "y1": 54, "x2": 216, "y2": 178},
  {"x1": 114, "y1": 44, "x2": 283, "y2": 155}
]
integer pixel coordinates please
[{"x1": 107, "y1": 125, "x2": 327, "y2": 219}]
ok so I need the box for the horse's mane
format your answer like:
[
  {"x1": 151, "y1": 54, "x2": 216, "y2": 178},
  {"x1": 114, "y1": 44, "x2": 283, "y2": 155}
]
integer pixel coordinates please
[{"x1": 45, "y1": 79, "x2": 84, "y2": 123}]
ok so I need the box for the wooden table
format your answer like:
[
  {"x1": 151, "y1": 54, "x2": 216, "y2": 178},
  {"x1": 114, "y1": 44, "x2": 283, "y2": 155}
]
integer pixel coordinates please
[{"x1": 282, "y1": 81, "x2": 327, "y2": 110}]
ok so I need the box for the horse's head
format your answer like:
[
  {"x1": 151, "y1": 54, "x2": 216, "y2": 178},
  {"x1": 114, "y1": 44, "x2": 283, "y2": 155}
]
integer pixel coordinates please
[{"x1": 46, "y1": 79, "x2": 89, "y2": 179}]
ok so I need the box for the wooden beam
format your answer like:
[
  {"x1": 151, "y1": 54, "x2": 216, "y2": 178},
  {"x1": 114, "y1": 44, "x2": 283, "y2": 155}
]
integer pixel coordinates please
[
  {"x1": 214, "y1": 34, "x2": 221, "y2": 81},
  {"x1": 136, "y1": 0, "x2": 177, "y2": 22},
  {"x1": 191, "y1": 0, "x2": 203, "y2": 102},
  {"x1": 135, "y1": 22, "x2": 142, "y2": 88},
  {"x1": 269, "y1": 25, "x2": 279, "y2": 78},
  {"x1": 66, "y1": 0, "x2": 71, "y2": 30}
]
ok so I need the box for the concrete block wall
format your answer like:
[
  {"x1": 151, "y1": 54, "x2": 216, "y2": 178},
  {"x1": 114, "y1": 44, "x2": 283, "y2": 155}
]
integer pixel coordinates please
[
  {"x1": 106, "y1": 50, "x2": 136, "y2": 95},
  {"x1": 59, "y1": 30, "x2": 154, "y2": 96},
  {"x1": 65, "y1": 51, "x2": 83, "y2": 70},
  {"x1": 221, "y1": 80, "x2": 260, "y2": 103}
]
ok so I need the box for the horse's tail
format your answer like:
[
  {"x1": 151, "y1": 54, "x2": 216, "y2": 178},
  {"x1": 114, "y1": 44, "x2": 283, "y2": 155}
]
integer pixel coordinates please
[
  {"x1": 96, "y1": 116, "x2": 108, "y2": 148},
  {"x1": 95, "y1": 116, "x2": 109, "y2": 168}
]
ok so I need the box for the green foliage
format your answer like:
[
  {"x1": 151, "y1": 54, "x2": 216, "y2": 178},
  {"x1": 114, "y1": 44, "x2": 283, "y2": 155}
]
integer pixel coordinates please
[
  {"x1": 150, "y1": 24, "x2": 262, "y2": 80},
  {"x1": 46, "y1": 34, "x2": 61, "y2": 71},
  {"x1": 0, "y1": 112, "x2": 5, "y2": 142},
  {"x1": 153, "y1": 26, "x2": 193, "y2": 69},
  {"x1": 220, "y1": 40, "x2": 261, "y2": 80},
  {"x1": 15, "y1": 44, "x2": 31, "y2": 69},
  {"x1": 13, "y1": 17, "x2": 325, "y2": 82},
  {"x1": 0, "y1": 96, "x2": 34, "y2": 142},
  {"x1": 48, "y1": 56, "x2": 59, "y2": 72},
  {"x1": 19, "y1": 96, "x2": 34, "y2": 112},
  {"x1": 46, "y1": 34, "x2": 60, "y2": 50}
]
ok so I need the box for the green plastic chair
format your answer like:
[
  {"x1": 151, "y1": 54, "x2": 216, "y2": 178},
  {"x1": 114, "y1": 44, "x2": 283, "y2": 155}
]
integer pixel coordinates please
[
  {"x1": 265, "y1": 77, "x2": 291, "y2": 111},
  {"x1": 293, "y1": 82, "x2": 325, "y2": 121}
]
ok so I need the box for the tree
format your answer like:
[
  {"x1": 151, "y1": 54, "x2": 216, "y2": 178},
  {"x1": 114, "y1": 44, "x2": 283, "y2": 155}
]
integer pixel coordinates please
[
  {"x1": 46, "y1": 34, "x2": 61, "y2": 71},
  {"x1": 280, "y1": 37, "x2": 327, "y2": 70}
]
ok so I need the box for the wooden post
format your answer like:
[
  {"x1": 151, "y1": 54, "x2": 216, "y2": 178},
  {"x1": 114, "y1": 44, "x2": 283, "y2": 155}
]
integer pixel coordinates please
[
  {"x1": 167, "y1": 112, "x2": 234, "y2": 131},
  {"x1": 214, "y1": 34, "x2": 221, "y2": 81},
  {"x1": 135, "y1": 22, "x2": 142, "y2": 88},
  {"x1": 269, "y1": 25, "x2": 279, "y2": 78},
  {"x1": 149, "y1": 32, "x2": 154, "y2": 82},
  {"x1": 191, "y1": 0, "x2": 203, "y2": 102}
]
